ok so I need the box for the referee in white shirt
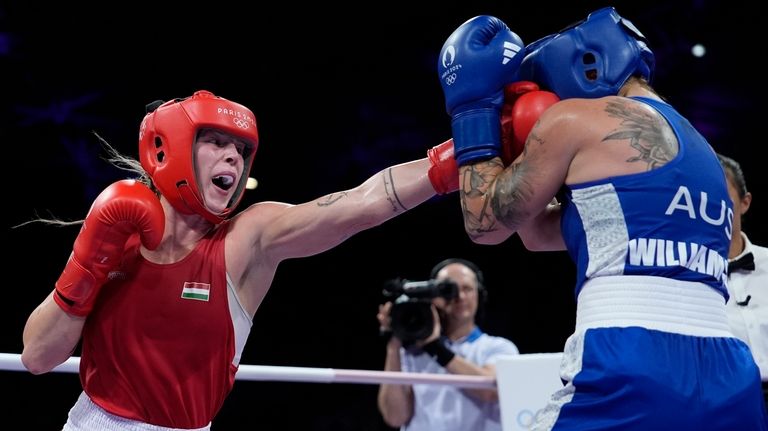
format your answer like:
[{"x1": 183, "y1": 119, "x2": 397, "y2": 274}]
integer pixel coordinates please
[{"x1": 719, "y1": 153, "x2": 768, "y2": 407}]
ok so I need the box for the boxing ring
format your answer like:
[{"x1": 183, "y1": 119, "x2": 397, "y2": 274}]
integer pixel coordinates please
[
  {"x1": 0, "y1": 353, "x2": 493, "y2": 388},
  {"x1": 0, "y1": 352, "x2": 563, "y2": 430}
]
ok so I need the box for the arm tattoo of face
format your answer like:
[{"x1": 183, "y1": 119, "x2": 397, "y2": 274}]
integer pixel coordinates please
[
  {"x1": 604, "y1": 100, "x2": 676, "y2": 169},
  {"x1": 382, "y1": 168, "x2": 407, "y2": 213},
  {"x1": 460, "y1": 159, "x2": 504, "y2": 239},
  {"x1": 317, "y1": 191, "x2": 348, "y2": 207}
]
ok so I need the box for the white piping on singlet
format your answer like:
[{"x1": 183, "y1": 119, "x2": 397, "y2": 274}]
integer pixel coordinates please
[{"x1": 226, "y1": 273, "x2": 253, "y2": 367}]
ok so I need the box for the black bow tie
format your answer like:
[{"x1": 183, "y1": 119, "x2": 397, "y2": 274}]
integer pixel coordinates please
[{"x1": 729, "y1": 252, "x2": 755, "y2": 273}]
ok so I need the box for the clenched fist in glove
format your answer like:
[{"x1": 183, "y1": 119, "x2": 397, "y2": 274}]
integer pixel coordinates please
[
  {"x1": 501, "y1": 81, "x2": 560, "y2": 163},
  {"x1": 437, "y1": 15, "x2": 524, "y2": 166},
  {"x1": 54, "y1": 180, "x2": 165, "y2": 316},
  {"x1": 427, "y1": 82, "x2": 559, "y2": 195}
]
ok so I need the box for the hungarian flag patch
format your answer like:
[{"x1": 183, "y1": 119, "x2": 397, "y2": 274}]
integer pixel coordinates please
[{"x1": 181, "y1": 282, "x2": 211, "y2": 302}]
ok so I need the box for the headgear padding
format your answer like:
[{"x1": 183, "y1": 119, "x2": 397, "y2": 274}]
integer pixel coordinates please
[
  {"x1": 139, "y1": 90, "x2": 259, "y2": 224},
  {"x1": 517, "y1": 7, "x2": 655, "y2": 99}
]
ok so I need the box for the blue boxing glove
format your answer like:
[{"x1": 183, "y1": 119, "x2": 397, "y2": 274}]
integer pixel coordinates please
[{"x1": 438, "y1": 16, "x2": 524, "y2": 166}]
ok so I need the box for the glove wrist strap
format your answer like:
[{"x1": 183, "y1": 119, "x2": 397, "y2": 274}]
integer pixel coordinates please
[
  {"x1": 54, "y1": 255, "x2": 100, "y2": 317},
  {"x1": 451, "y1": 108, "x2": 501, "y2": 166}
]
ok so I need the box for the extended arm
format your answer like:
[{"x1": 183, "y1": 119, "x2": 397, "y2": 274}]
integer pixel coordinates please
[{"x1": 240, "y1": 157, "x2": 437, "y2": 265}]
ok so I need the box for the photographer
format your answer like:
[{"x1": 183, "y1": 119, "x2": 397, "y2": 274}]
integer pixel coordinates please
[{"x1": 376, "y1": 259, "x2": 519, "y2": 430}]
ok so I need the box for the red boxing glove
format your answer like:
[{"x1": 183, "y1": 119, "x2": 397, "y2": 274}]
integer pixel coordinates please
[
  {"x1": 427, "y1": 139, "x2": 458, "y2": 195},
  {"x1": 501, "y1": 81, "x2": 560, "y2": 164},
  {"x1": 428, "y1": 84, "x2": 558, "y2": 194},
  {"x1": 54, "y1": 180, "x2": 165, "y2": 316}
]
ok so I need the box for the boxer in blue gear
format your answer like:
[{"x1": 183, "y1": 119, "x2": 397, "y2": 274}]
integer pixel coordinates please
[{"x1": 439, "y1": 7, "x2": 768, "y2": 430}]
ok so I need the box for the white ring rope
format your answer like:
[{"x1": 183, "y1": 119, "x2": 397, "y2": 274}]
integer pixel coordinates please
[{"x1": 0, "y1": 353, "x2": 496, "y2": 389}]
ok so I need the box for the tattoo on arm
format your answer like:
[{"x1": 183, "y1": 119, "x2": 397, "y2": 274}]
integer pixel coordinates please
[
  {"x1": 460, "y1": 160, "x2": 504, "y2": 239},
  {"x1": 491, "y1": 159, "x2": 535, "y2": 231},
  {"x1": 317, "y1": 191, "x2": 348, "y2": 207},
  {"x1": 462, "y1": 132, "x2": 542, "y2": 235},
  {"x1": 604, "y1": 100, "x2": 676, "y2": 170},
  {"x1": 383, "y1": 168, "x2": 407, "y2": 213}
]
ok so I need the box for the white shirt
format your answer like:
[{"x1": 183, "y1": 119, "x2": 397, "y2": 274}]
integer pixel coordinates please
[
  {"x1": 725, "y1": 232, "x2": 768, "y2": 381},
  {"x1": 399, "y1": 328, "x2": 519, "y2": 431}
]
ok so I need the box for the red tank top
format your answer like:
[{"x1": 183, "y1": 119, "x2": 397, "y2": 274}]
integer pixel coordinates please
[{"x1": 81, "y1": 223, "x2": 236, "y2": 428}]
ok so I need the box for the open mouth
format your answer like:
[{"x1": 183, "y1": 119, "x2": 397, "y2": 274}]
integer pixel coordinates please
[{"x1": 212, "y1": 174, "x2": 235, "y2": 191}]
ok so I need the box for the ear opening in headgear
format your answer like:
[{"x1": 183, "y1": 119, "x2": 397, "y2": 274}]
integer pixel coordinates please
[{"x1": 517, "y1": 7, "x2": 655, "y2": 99}]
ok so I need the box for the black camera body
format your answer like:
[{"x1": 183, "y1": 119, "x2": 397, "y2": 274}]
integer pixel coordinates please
[{"x1": 382, "y1": 279, "x2": 458, "y2": 347}]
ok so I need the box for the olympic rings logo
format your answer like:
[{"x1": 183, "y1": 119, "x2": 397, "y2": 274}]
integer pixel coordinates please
[
  {"x1": 516, "y1": 408, "x2": 546, "y2": 429},
  {"x1": 233, "y1": 118, "x2": 250, "y2": 129},
  {"x1": 445, "y1": 73, "x2": 457, "y2": 86}
]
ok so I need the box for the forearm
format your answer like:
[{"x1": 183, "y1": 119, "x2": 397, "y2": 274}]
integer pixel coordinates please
[
  {"x1": 377, "y1": 339, "x2": 414, "y2": 427},
  {"x1": 424, "y1": 337, "x2": 500, "y2": 402},
  {"x1": 260, "y1": 158, "x2": 437, "y2": 262},
  {"x1": 362, "y1": 157, "x2": 436, "y2": 218},
  {"x1": 459, "y1": 158, "x2": 511, "y2": 244},
  {"x1": 22, "y1": 291, "x2": 85, "y2": 374},
  {"x1": 444, "y1": 357, "x2": 499, "y2": 402},
  {"x1": 316, "y1": 157, "x2": 436, "y2": 242}
]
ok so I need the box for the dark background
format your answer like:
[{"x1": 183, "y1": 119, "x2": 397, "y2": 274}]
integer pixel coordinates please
[{"x1": 2, "y1": 1, "x2": 764, "y2": 429}]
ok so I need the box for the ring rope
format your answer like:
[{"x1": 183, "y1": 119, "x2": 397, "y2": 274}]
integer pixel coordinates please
[{"x1": 0, "y1": 353, "x2": 495, "y2": 389}]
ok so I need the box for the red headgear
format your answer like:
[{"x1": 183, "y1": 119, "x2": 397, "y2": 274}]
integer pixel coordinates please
[{"x1": 139, "y1": 90, "x2": 259, "y2": 224}]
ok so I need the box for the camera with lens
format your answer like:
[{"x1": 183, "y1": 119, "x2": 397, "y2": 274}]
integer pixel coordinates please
[{"x1": 382, "y1": 278, "x2": 458, "y2": 347}]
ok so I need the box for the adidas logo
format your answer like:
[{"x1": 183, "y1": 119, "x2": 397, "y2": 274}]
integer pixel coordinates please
[{"x1": 502, "y1": 41, "x2": 522, "y2": 65}]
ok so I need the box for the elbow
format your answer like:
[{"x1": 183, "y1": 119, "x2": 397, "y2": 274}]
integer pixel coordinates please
[
  {"x1": 21, "y1": 351, "x2": 54, "y2": 375},
  {"x1": 381, "y1": 411, "x2": 410, "y2": 428},
  {"x1": 21, "y1": 343, "x2": 69, "y2": 375},
  {"x1": 476, "y1": 388, "x2": 500, "y2": 403},
  {"x1": 463, "y1": 387, "x2": 500, "y2": 403},
  {"x1": 377, "y1": 394, "x2": 412, "y2": 427},
  {"x1": 466, "y1": 229, "x2": 507, "y2": 246},
  {"x1": 470, "y1": 235, "x2": 506, "y2": 246},
  {"x1": 463, "y1": 219, "x2": 511, "y2": 246}
]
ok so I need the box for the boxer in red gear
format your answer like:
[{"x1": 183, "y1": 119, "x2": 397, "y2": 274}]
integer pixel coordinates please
[{"x1": 21, "y1": 90, "x2": 463, "y2": 430}]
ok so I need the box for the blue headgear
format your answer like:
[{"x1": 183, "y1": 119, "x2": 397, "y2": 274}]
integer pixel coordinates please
[{"x1": 517, "y1": 7, "x2": 655, "y2": 99}]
